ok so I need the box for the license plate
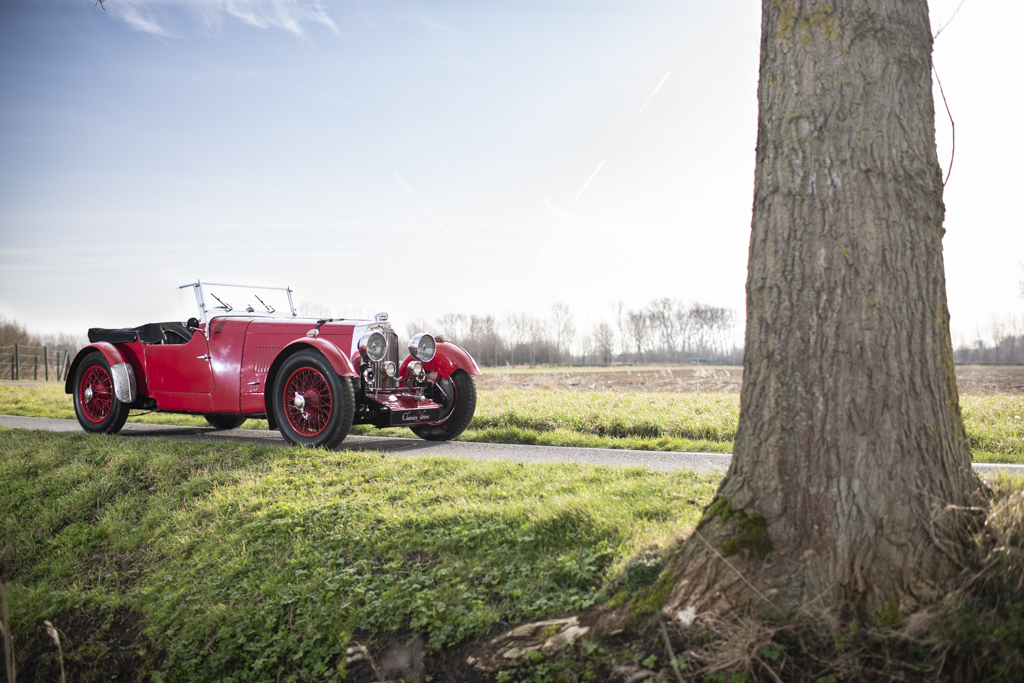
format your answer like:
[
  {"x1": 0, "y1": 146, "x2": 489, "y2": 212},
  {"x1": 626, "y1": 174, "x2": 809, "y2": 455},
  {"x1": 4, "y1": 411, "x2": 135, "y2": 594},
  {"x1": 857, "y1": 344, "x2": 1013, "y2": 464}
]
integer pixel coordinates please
[{"x1": 391, "y1": 408, "x2": 440, "y2": 426}]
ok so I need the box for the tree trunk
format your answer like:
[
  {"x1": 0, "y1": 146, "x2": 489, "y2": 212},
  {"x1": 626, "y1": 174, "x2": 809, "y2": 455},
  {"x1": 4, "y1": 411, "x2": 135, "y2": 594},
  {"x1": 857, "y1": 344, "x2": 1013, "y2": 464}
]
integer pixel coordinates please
[{"x1": 664, "y1": 0, "x2": 983, "y2": 619}]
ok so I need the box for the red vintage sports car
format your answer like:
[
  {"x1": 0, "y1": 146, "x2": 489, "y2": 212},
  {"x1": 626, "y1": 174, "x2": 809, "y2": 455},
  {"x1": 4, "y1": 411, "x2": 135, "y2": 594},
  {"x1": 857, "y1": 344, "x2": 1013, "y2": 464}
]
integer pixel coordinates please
[{"x1": 66, "y1": 281, "x2": 480, "y2": 448}]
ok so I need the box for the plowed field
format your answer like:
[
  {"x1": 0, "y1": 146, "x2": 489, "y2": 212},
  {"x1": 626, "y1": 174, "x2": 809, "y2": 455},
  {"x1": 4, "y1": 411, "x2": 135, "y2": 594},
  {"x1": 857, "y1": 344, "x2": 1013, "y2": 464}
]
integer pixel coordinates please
[{"x1": 477, "y1": 364, "x2": 1024, "y2": 394}]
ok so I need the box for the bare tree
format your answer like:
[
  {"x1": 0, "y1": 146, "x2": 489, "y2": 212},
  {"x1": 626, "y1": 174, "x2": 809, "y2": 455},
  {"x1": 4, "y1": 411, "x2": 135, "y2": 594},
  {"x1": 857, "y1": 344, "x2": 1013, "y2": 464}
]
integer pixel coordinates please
[
  {"x1": 437, "y1": 313, "x2": 468, "y2": 343},
  {"x1": 613, "y1": 301, "x2": 629, "y2": 363},
  {"x1": 526, "y1": 315, "x2": 549, "y2": 367},
  {"x1": 647, "y1": 298, "x2": 679, "y2": 361},
  {"x1": 592, "y1": 322, "x2": 615, "y2": 365},
  {"x1": 504, "y1": 313, "x2": 529, "y2": 366},
  {"x1": 625, "y1": 309, "x2": 650, "y2": 363},
  {"x1": 466, "y1": 315, "x2": 506, "y2": 368},
  {"x1": 550, "y1": 303, "x2": 576, "y2": 366},
  {"x1": 664, "y1": 0, "x2": 982, "y2": 617},
  {"x1": 298, "y1": 301, "x2": 333, "y2": 318}
]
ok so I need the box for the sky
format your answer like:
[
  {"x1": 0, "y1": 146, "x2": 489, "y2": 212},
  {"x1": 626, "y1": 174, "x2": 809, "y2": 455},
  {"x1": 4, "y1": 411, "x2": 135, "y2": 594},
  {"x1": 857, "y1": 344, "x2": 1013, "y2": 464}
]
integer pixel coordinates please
[{"x1": 0, "y1": 0, "x2": 1021, "y2": 347}]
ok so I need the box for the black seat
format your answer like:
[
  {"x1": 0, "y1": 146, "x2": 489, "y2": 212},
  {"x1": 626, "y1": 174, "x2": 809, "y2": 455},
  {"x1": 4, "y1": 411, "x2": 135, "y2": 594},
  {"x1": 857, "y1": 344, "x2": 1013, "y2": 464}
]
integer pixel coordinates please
[
  {"x1": 88, "y1": 322, "x2": 194, "y2": 345},
  {"x1": 88, "y1": 328, "x2": 138, "y2": 344}
]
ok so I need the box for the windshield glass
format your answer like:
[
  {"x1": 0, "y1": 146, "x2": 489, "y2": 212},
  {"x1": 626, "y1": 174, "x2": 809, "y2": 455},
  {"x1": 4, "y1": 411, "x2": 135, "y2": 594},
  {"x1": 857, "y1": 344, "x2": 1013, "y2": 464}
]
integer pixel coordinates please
[{"x1": 178, "y1": 281, "x2": 296, "y2": 324}]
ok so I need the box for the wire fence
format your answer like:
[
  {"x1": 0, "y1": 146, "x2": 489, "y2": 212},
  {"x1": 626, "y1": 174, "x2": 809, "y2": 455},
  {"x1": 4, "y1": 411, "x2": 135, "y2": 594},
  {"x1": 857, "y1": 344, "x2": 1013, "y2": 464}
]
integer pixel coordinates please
[{"x1": 0, "y1": 344, "x2": 73, "y2": 382}]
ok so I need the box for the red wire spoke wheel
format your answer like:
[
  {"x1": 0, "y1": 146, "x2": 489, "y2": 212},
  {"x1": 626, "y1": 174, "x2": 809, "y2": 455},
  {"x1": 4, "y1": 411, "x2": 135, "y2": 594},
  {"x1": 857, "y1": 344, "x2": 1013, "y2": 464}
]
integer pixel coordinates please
[
  {"x1": 79, "y1": 365, "x2": 114, "y2": 423},
  {"x1": 282, "y1": 366, "x2": 333, "y2": 437},
  {"x1": 72, "y1": 352, "x2": 131, "y2": 434},
  {"x1": 271, "y1": 350, "x2": 354, "y2": 449}
]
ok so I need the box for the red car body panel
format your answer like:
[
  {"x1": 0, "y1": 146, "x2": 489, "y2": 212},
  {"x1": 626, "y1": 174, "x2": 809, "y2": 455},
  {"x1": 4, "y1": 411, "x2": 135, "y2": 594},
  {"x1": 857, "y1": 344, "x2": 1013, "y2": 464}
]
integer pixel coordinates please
[{"x1": 399, "y1": 340, "x2": 482, "y2": 380}]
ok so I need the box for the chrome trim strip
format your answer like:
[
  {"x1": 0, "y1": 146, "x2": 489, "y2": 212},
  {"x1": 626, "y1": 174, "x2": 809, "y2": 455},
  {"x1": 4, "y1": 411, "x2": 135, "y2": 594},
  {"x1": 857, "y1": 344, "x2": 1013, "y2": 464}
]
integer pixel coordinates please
[{"x1": 110, "y1": 362, "x2": 136, "y2": 404}]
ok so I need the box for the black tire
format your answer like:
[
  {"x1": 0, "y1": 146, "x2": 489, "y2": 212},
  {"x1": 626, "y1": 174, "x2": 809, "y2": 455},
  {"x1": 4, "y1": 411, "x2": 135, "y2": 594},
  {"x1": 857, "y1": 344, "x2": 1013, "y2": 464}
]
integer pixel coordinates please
[
  {"x1": 411, "y1": 370, "x2": 477, "y2": 441},
  {"x1": 72, "y1": 352, "x2": 131, "y2": 435},
  {"x1": 205, "y1": 415, "x2": 247, "y2": 430},
  {"x1": 272, "y1": 350, "x2": 354, "y2": 449}
]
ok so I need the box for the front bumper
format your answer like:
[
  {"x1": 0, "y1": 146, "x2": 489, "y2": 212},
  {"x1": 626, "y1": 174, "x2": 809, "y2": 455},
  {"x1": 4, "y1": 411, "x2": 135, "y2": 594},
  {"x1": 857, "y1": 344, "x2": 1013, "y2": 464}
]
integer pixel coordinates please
[{"x1": 356, "y1": 388, "x2": 441, "y2": 427}]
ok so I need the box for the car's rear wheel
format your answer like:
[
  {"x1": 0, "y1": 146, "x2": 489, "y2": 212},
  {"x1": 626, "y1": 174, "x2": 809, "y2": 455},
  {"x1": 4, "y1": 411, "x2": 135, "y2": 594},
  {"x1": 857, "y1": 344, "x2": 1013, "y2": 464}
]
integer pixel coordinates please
[
  {"x1": 73, "y1": 352, "x2": 131, "y2": 434},
  {"x1": 272, "y1": 350, "x2": 354, "y2": 448},
  {"x1": 205, "y1": 415, "x2": 247, "y2": 430},
  {"x1": 411, "y1": 370, "x2": 476, "y2": 441}
]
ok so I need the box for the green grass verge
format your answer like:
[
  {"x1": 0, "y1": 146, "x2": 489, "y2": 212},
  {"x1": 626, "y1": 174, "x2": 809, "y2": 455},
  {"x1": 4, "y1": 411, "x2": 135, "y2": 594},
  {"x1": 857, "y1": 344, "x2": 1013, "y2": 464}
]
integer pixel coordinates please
[
  {"x1": 3, "y1": 428, "x2": 718, "y2": 681},
  {"x1": 2, "y1": 384, "x2": 1021, "y2": 462}
]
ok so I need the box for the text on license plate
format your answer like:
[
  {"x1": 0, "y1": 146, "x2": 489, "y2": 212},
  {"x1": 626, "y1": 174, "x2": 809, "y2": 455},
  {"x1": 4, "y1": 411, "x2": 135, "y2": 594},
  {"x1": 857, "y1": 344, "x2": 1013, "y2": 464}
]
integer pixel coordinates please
[{"x1": 391, "y1": 408, "x2": 440, "y2": 426}]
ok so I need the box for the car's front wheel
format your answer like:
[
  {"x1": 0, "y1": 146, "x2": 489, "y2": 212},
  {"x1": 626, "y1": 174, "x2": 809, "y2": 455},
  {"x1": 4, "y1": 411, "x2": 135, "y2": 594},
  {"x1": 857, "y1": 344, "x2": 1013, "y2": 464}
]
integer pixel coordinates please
[
  {"x1": 205, "y1": 415, "x2": 247, "y2": 430},
  {"x1": 411, "y1": 370, "x2": 476, "y2": 441},
  {"x1": 272, "y1": 350, "x2": 354, "y2": 448},
  {"x1": 73, "y1": 352, "x2": 131, "y2": 434}
]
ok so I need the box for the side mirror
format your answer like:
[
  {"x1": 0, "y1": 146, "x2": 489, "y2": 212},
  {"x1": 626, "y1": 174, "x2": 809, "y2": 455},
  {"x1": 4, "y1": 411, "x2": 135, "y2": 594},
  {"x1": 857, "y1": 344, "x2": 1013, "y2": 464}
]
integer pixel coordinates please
[{"x1": 186, "y1": 317, "x2": 200, "y2": 332}]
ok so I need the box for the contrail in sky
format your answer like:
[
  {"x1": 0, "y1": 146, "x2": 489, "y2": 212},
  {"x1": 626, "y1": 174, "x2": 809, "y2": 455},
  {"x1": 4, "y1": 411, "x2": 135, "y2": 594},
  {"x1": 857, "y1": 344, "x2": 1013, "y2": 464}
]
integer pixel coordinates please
[
  {"x1": 533, "y1": 71, "x2": 668, "y2": 277},
  {"x1": 571, "y1": 158, "x2": 606, "y2": 205},
  {"x1": 395, "y1": 173, "x2": 472, "y2": 261},
  {"x1": 636, "y1": 71, "x2": 671, "y2": 117},
  {"x1": 532, "y1": 158, "x2": 606, "y2": 277}
]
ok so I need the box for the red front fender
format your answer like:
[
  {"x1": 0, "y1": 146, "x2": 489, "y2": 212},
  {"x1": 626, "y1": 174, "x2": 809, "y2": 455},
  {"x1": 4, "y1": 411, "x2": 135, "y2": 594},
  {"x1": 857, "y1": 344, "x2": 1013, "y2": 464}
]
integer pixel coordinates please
[
  {"x1": 277, "y1": 338, "x2": 358, "y2": 378},
  {"x1": 399, "y1": 340, "x2": 481, "y2": 380},
  {"x1": 263, "y1": 338, "x2": 358, "y2": 430}
]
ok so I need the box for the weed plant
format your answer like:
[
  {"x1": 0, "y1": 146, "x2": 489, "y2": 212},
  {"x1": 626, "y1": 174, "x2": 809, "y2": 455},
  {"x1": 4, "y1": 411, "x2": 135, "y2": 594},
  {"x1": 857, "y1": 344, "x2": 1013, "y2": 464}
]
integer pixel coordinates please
[
  {"x1": 1, "y1": 429, "x2": 717, "y2": 681},
  {"x1": 1, "y1": 385, "x2": 1020, "y2": 462}
]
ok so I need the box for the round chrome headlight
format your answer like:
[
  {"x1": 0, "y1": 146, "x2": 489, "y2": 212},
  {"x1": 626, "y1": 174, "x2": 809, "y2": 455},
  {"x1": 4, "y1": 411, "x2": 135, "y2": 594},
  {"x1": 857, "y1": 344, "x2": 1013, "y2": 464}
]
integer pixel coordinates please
[
  {"x1": 409, "y1": 333, "x2": 436, "y2": 363},
  {"x1": 407, "y1": 360, "x2": 425, "y2": 381},
  {"x1": 359, "y1": 330, "x2": 388, "y2": 362},
  {"x1": 383, "y1": 360, "x2": 397, "y2": 377}
]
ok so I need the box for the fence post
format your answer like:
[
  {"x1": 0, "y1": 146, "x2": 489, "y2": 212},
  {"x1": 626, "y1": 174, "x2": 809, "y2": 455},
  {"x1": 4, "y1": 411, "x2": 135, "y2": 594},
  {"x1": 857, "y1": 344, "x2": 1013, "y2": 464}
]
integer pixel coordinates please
[
  {"x1": 44, "y1": 346, "x2": 49, "y2": 381},
  {"x1": 9, "y1": 353, "x2": 13, "y2": 381},
  {"x1": 64, "y1": 350, "x2": 71, "y2": 381},
  {"x1": 34, "y1": 354, "x2": 38, "y2": 380},
  {"x1": 14, "y1": 344, "x2": 18, "y2": 381}
]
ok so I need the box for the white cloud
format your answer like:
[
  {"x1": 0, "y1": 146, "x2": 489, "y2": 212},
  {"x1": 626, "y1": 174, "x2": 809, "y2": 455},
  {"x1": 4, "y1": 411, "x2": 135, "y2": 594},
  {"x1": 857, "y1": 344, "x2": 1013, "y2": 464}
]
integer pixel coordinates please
[
  {"x1": 390, "y1": 11, "x2": 453, "y2": 32},
  {"x1": 108, "y1": 0, "x2": 342, "y2": 38},
  {"x1": 115, "y1": 4, "x2": 172, "y2": 36}
]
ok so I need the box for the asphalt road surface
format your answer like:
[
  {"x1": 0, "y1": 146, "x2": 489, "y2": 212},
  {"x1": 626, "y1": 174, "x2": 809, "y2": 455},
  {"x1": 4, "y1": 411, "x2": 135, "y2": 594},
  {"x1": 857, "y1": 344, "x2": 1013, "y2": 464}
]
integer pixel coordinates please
[{"x1": 3, "y1": 415, "x2": 1022, "y2": 475}]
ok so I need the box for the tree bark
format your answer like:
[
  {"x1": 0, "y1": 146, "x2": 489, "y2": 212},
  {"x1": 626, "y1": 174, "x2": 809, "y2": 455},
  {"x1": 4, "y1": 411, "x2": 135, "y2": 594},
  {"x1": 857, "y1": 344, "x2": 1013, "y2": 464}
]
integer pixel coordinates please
[{"x1": 664, "y1": 0, "x2": 983, "y2": 619}]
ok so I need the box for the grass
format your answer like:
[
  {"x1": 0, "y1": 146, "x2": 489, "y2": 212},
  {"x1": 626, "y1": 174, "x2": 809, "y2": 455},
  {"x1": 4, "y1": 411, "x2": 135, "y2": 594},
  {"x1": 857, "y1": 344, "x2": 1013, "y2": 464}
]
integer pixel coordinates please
[
  {"x1": 2, "y1": 428, "x2": 718, "y2": 681},
  {"x1": 3, "y1": 383, "x2": 1021, "y2": 462},
  {"x1": 4, "y1": 424, "x2": 1022, "y2": 681}
]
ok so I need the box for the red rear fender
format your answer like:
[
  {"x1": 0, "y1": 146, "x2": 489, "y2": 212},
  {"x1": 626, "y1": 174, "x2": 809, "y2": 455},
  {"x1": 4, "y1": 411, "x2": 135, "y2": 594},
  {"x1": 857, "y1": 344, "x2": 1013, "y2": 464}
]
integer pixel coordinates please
[{"x1": 65, "y1": 342, "x2": 138, "y2": 403}]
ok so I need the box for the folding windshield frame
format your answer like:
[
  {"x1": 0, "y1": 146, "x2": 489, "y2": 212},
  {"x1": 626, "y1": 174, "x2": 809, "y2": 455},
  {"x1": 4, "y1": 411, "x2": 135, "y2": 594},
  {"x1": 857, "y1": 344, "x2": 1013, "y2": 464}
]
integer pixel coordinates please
[{"x1": 179, "y1": 281, "x2": 297, "y2": 325}]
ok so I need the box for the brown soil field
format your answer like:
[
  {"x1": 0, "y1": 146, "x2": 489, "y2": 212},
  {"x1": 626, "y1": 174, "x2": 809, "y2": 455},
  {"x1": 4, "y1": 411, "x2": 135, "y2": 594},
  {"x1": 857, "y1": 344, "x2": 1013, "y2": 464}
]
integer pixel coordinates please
[{"x1": 477, "y1": 364, "x2": 1024, "y2": 394}]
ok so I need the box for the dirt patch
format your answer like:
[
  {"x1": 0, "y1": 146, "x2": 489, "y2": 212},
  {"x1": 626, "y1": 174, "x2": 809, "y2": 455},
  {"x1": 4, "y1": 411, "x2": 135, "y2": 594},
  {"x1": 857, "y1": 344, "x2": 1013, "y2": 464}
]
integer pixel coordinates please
[
  {"x1": 478, "y1": 365, "x2": 1024, "y2": 395},
  {"x1": 17, "y1": 605, "x2": 157, "y2": 683},
  {"x1": 952, "y1": 365, "x2": 1024, "y2": 395}
]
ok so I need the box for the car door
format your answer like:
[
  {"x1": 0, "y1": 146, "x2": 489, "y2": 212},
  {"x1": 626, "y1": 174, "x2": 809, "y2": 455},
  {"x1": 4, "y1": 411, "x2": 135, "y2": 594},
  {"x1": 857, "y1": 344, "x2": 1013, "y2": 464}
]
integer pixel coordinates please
[{"x1": 144, "y1": 331, "x2": 216, "y2": 393}]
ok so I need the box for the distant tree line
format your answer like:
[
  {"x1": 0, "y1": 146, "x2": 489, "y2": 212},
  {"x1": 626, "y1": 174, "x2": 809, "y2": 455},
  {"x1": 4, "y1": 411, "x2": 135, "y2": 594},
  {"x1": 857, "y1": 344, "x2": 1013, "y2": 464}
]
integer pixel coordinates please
[
  {"x1": 405, "y1": 298, "x2": 742, "y2": 367},
  {"x1": 0, "y1": 316, "x2": 85, "y2": 381},
  {"x1": 954, "y1": 312, "x2": 1024, "y2": 365}
]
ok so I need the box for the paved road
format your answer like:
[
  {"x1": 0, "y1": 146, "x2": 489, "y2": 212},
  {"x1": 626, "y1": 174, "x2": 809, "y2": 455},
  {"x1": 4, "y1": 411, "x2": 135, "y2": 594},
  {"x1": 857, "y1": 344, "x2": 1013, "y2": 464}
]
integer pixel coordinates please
[{"x1": 2, "y1": 415, "x2": 1021, "y2": 476}]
